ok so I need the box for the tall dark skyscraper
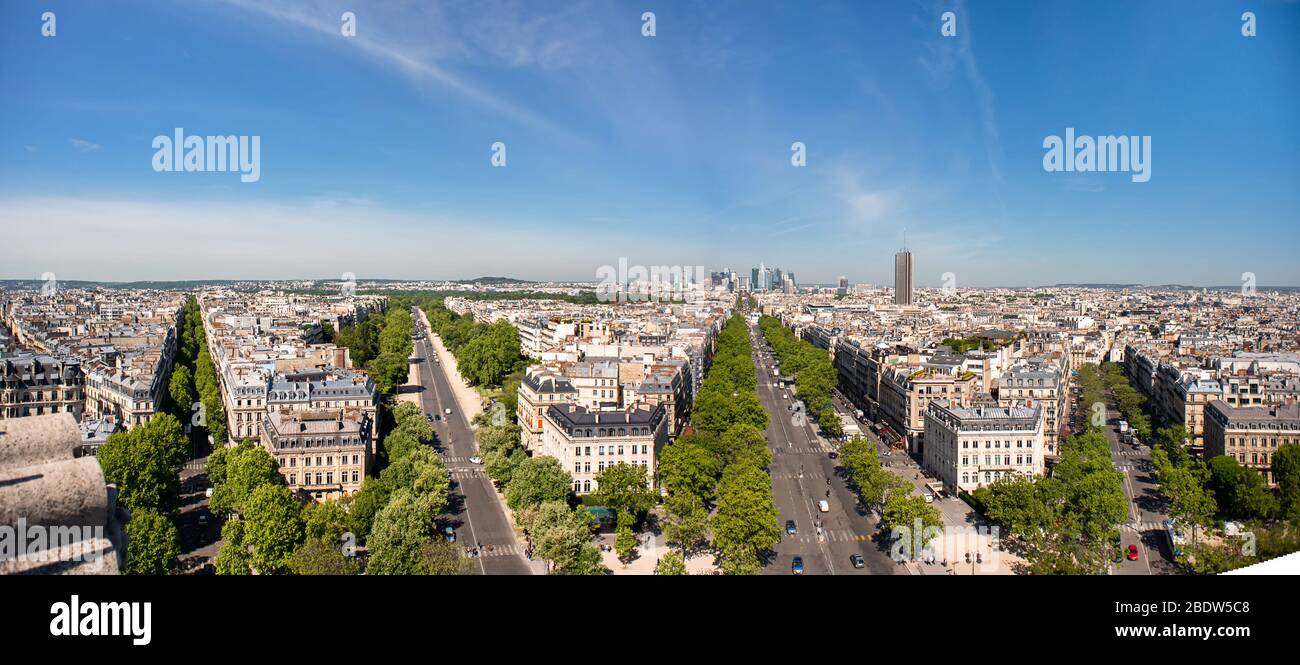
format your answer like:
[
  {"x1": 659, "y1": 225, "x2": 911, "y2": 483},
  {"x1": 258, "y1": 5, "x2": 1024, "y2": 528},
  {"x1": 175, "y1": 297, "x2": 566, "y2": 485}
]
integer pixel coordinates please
[{"x1": 894, "y1": 243, "x2": 913, "y2": 306}]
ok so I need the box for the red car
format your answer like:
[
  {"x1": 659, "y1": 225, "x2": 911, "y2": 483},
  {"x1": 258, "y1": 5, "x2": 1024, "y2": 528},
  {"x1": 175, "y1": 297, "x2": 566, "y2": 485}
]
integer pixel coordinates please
[{"x1": 1126, "y1": 544, "x2": 1139, "y2": 561}]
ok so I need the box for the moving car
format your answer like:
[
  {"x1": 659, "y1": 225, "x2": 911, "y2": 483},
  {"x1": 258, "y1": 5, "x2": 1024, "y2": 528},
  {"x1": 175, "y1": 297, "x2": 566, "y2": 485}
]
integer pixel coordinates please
[
  {"x1": 444, "y1": 408, "x2": 452, "y2": 415},
  {"x1": 469, "y1": 456, "x2": 483, "y2": 465},
  {"x1": 828, "y1": 451, "x2": 839, "y2": 460},
  {"x1": 785, "y1": 520, "x2": 798, "y2": 535},
  {"x1": 817, "y1": 500, "x2": 830, "y2": 513},
  {"x1": 791, "y1": 556, "x2": 804, "y2": 575},
  {"x1": 850, "y1": 554, "x2": 865, "y2": 569},
  {"x1": 782, "y1": 393, "x2": 788, "y2": 399},
  {"x1": 1127, "y1": 544, "x2": 1139, "y2": 561}
]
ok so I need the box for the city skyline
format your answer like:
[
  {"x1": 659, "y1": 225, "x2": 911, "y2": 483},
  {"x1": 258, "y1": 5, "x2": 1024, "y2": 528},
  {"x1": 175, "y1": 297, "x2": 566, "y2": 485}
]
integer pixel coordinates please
[{"x1": 2, "y1": 0, "x2": 1297, "y2": 286}]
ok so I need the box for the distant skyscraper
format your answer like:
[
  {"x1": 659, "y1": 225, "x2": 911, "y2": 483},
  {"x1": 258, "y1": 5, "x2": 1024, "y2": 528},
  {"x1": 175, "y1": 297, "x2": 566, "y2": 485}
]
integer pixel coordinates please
[
  {"x1": 894, "y1": 248, "x2": 913, "y2": 305},
  {"x1": 751, "y1": 267, "x2": 760, "y2": 291},
  {"x1": 837, "y1": 276, "x2": 848, "y2": 296}
]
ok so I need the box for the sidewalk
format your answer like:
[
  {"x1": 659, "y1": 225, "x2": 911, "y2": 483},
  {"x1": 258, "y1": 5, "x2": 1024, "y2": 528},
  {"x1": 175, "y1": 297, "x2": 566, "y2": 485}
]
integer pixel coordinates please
[{"x1": 595, "y1": 530, "x2": 720, "y2": 575}]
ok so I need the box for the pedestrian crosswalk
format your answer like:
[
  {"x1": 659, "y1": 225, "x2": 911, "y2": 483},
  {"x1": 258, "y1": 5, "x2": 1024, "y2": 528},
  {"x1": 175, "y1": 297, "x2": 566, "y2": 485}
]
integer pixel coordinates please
[
  {"x1": 469, "y1": 543, "x2": 522, "y2": 558},
  {"x1": 1120, "y1": 520, "x2": 1167, "y2": 533},
  {"x1": 774, "y1": 446, "x2": 837, "y2": 455},
  {"x1": 450, "y1": 468, "x2": 487, "y2": 479},
  {"x1": 784, "y1": 529, "x2": 870, "y2": 544}
]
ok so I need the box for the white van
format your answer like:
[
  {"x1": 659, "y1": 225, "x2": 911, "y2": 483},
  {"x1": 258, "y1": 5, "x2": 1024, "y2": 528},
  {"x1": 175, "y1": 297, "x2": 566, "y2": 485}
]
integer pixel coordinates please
[{"x1": 817, "y1": 500, "x2": 830, "y2": 513}]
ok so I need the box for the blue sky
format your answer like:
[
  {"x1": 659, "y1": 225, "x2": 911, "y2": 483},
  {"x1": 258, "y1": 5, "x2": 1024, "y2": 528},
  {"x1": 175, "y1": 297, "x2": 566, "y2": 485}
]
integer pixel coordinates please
[{"x1": 1, "y1": 0, "x2": 1297, "y2": 285}]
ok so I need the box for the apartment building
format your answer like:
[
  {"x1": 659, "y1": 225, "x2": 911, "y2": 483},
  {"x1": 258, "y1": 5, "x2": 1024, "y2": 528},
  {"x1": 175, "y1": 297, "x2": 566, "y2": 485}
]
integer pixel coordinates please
[
  {"x1": 879, "y1": 364, "x2": 981, "y2": 454},
  {"x1": 924, "y1": 400, "x2": 1045, "y2": 495},
  {"x1": 1204, "y1": 400, "x2": 1300, "y2": 487},
  {"x1": 0, "y1": 353, "x2": 84, "y2": 421},
  {"x1": 997, "y1": 362, "x2": 1067, "y2": 455},
  {"x1": 517, "y1": 367, "x2": 578, "y2": 453},
  {"x1": 538, "y1": 402, "x2": 668, "y2": 495},
  {"x1": 262, "y1": 408, "x2": 372, "y2": 501}
]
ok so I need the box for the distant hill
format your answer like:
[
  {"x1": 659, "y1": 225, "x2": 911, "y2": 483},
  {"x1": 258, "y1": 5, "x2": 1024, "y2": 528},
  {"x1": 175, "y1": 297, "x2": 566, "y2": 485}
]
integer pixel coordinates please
[{"x1": 466, "y1": 276, "x2": 532, "y2": 284}]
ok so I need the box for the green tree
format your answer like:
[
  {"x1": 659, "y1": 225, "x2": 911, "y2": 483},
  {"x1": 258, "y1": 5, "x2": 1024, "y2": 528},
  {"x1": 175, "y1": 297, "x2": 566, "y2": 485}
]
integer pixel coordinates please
[
  {"x1": 1273, "y1": 444, "x2": 1300, "y2": 519},
  {"x1": 210, "y1": 441, "x2": 280, "y2": 517},
  {"x1": 290, "y1": 539, "x2": 360, "y2": 575},
  {"x1": 592, "y1": 462, "x2": 656, "y2": 519},
  {"x1": 346, "y1": 476, "x2": 392, "y2": 545},
  {"x1": 713, "y1": 462, "x2": 781, "y2": 573},
  {"x1": 242, "y1": 484, "x2": 306, "y2": 574},
  {"x1": 662, "y1": 492, "x2": 711, "y2": 556},
  {"x1": 654, "y1": 551, "x2": 688, "y2": 575},
  {"x1": 882, "y1": 493, "x2": 943, "y2": 558},
  {"x1": 379, "y1": 445, "x2": 451, "y2": 517},
  {"x1": 506, "y1": 456, "x2": 573, "y2": 515},
  {"x1": 303, "y1": 500, "x2": 350, "y2": 545},
  {"x1": 614, "y1": 511, "x2": 637, "y2": 563},
  {"x1": 657, "y1": 437, "x2": 718, "y2": 502},
  {"x1": 168, "y1": 364, "x2": 194, "y2": 423},
  {"x1": 214, "y1": 518, "x2": 251, "y2": 575},
  {"x1": 366, "y1": 489, "x2": 435, "y2": 575},
  {"x1": 529, "y1": 501, "x2": 606, "y2": 575},
  {"x1": 97, "y1": 415, "x2": 189, "y2": 513},
  {"x1": 1207, "y1": 455, "x2": 1277, "y2": 520},
  {"x1": 422, "y1": 539, "x2": 475, "y2": 575},
  {"x1": 123, "y1": 509, "x2": 179, "y2": 575}
]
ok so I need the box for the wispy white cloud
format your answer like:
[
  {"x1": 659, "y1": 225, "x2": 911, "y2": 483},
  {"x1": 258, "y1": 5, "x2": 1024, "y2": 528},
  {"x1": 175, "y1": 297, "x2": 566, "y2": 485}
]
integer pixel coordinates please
[
  {"x1": 218, "y1": 0, "x2": 584, "y2": 144},
  {"x1": 68, "y1": 138, "x2": 101, "y2": 152},
  {"x1": 23, "y1": 145, "x2": 40, "y2": 153}
]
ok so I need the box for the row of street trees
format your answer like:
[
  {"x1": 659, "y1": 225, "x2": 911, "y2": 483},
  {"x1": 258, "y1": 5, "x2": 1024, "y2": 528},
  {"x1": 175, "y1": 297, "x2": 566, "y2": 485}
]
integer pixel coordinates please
[
  {"x1": 419, "y1": 299, "x2": 526, "y2": 389},
  {"x1": 973, "y1": 430, "x2": 1129, "y2": 574},
  {"x1": 656, "y1": 316, "x2": 781, "y2": 574},
  {"x1": 207, "y1": 402, "x2": 462, "y2": 574},
  {"x1": 334, "y1": 306, "x2": 415, "y2": 396},
  {"x1": 1104, "y1": 361, "x2": 1300, "y2": 572},
  {"x1": 97, "y1": 414, "x2": 188, "y2": 574},
  {"x1": 837, "y1": 436, "x2": 942, "y2": 557},
  {"x1": 757, "y1": 316, "x2": 842, "y2": 437}
]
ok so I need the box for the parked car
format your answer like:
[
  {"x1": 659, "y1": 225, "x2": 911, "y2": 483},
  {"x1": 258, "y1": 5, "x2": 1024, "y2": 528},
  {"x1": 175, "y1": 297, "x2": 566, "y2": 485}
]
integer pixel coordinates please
[
  {"x1": 1127, "y1": 544, "x2": 1139, "y2": 561},
  {"x1": 850, "y1": 554, "x2": 865, "y2": 569},
  {"x1": 791, "y1": 556, "x2": 804, "y2": 575},
  {"x1": 828, "y1": 451, "x2": 839, "y2": 460}
]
